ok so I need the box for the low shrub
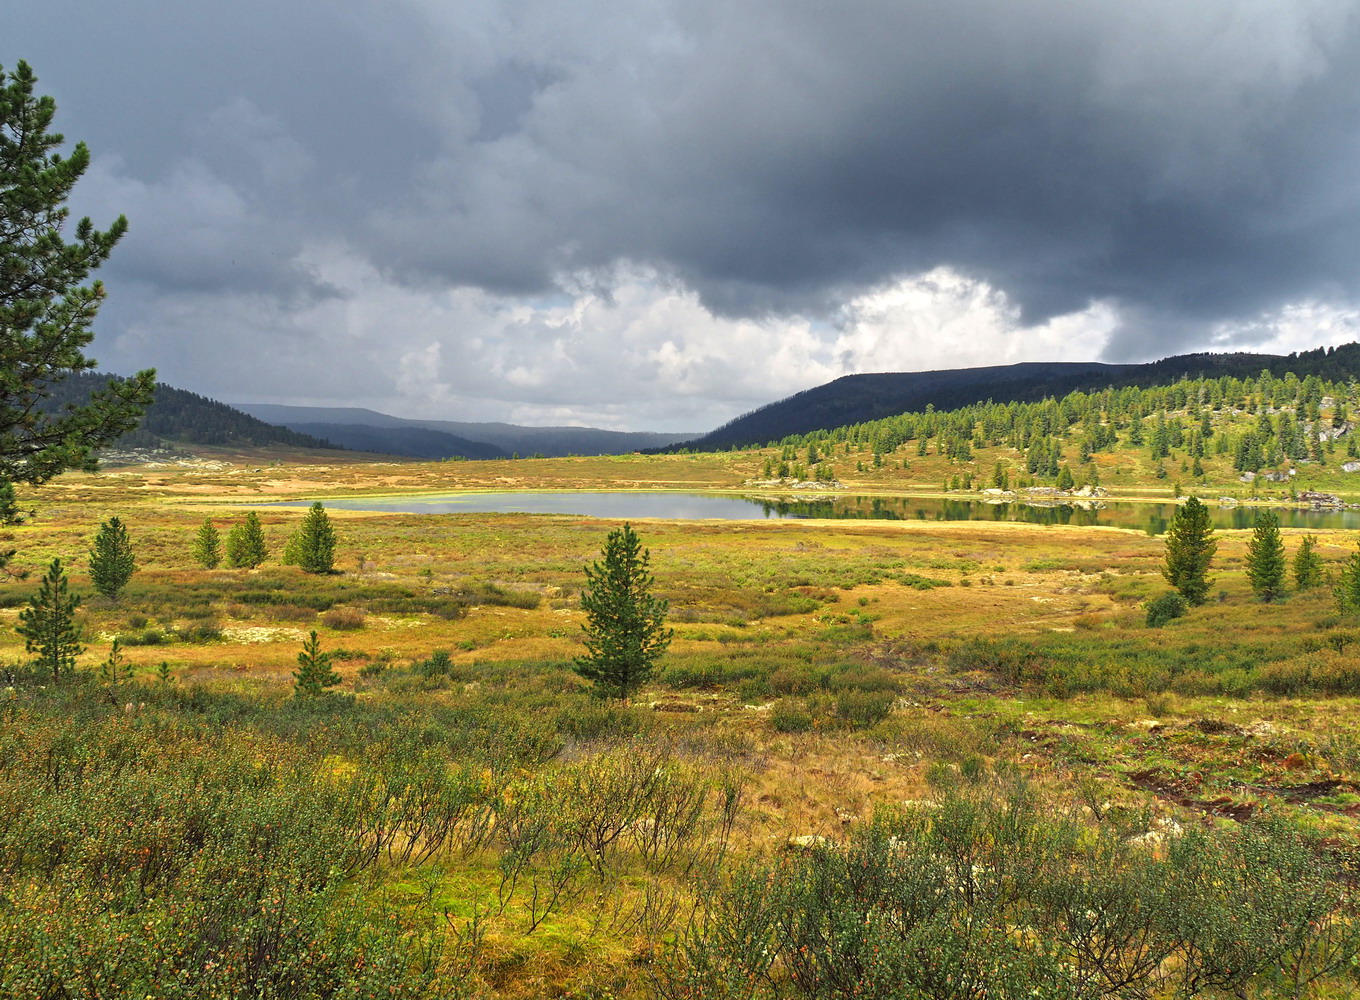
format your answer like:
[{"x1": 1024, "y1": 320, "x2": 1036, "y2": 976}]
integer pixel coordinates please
[
  {"x1": 663, "y1": 780, "x2": 1360, "y2": 1000},
  {"x1": 267, "y1": 603, "x2": 317, "y2": 622},
  {"x1": 555, "y1": 700, "x2": 653, "y2": 741},
  {"x1": 322, "y1": 606, "x2": 367, "y2": 630},
  {"x1": 834, "y1": 690, "x2": 895, "y2": 729},
  {"x1": 1145, "y1": 591, "x2": 1189, "y2": 628},
  {"x1": 415, "y1": 649, "x2": 453, "y2": 678},
  {"x1": 770, "y1": 698, "x2": 814, "y2": 733}
]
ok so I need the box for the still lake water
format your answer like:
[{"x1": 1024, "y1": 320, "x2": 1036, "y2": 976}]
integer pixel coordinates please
[{"x1": 271, "y1": 491, "x2": 1360, "y2": 536}]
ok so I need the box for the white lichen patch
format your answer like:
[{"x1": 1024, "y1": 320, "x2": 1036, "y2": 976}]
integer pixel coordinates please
[{"x1": 222, "y1": 626, "x2": 309, "y2": 644}]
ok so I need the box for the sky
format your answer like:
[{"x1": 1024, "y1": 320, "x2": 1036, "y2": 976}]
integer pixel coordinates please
[{"x1": 7, "y1": 1, "x2": 1360, "y2": 431}]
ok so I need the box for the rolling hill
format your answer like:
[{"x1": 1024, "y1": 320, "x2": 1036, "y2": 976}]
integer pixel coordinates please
[
  {"x1": 234, "y1": 404, "x2": 696, "y2": 459},
  {"x1": 43, "y1": 374, "x2": 341, "y2": 452},
  {"x1": 673, "y1": 345, "x2": 1360, "y2": 450}
]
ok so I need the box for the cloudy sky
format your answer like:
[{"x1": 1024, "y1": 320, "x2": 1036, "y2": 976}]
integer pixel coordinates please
[{"x1": 7, "y1": 2, "x2": 1360, "y2": 430}]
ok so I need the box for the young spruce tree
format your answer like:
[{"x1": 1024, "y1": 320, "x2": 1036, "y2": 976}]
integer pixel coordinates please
[
  {"x1": 17, "y1": 558, "x2": 82, "y2": 680},
  {"x1": 1293, "y1": 535, "x2": 1323, "y2": 591},
  {"x1": 1246, "y1": 510, "x2": 1286, "y2": 602},
  {"x1": 225, "y1": 511, "x2": 268, "y2": 568},
  {"x1": 1335, "y1": 541, "x2": 1360, "y2": 616},
  {"x1": 294, "y1": 630, "x2": 340, "y2": 696},
  {"x1": 88, "y1": 515, "x2": 135, "y2": 599},
  {"x1": 286, "y1": 502, "x2": 336, "y2": 573},
  {"x1": 192, "y1": 517, "x2": 221, "y2": 569},
  {"x1": 1163, "y1": 496, "x2": 1216, "y2": 605},
  {"x1": 574, "y1": 522, "x2": 673, "y2": 700},
  {"x1": 0, "y1": 478, "x2": 24, "y2": 525}
]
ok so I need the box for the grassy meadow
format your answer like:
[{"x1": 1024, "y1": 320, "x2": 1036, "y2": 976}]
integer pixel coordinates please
[{"x1": 7, "y1": 446, "x2": 1360, "y2": 997}]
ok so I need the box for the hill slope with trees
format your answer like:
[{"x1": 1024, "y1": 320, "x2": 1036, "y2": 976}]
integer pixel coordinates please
[
  {"x1": 731, "y1": 347, "x2": 1360, "y2": 499},
  {"x1": 40, "y1": 374, "x2": 340, "y2": 452},
  {"x1": 678, "y1": 345, "x2": 1360, "y2": 451}
]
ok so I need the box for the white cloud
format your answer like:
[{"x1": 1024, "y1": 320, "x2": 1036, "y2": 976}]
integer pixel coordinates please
[
  {"x1": 830, "y1": 269, "x2": 1118, "y2": 373},
  {"x1": 1205, "y1": 300, "x2": 1360, "y2": 355},
  {"x1": 101, "y1": 247, "x2": 1126, "y2": 430}
]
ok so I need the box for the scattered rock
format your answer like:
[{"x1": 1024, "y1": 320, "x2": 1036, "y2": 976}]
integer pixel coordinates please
[
  {"x1": 652, "y1": 701, "x2": 700, "y2": 713},
  {"x1": 1300, "y1": 490, "x2": 1344, "y2": 507},
  {"x1": 785, "y1": 834, "x2": 830, "y2": 852}
]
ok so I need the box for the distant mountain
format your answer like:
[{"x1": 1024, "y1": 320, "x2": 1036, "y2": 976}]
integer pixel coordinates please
[
  {"x1": 281, "y1": 423, "x2": 509, "y2": 461},
  {"x1": 44, "y1": 374, "x2": 341, "y2": 452},
  {"x1": 673, "y1": 345, "x2": 1360, "y2": 450},
  {"x1": 234, "y1": 403, "x2": 696, "y2": 458}
]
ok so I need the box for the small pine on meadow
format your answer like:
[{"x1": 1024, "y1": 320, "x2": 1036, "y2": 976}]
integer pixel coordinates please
[
  {"x1": 192, "y1": 517, "x2": 221, "y2": 569},
  {"x1": 294, "y1": 630, "x2": 340, "y2": 697}
]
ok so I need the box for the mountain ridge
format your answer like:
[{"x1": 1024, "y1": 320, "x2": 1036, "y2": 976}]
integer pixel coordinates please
[
  {"x1": 234, "y1": 403, "x2": 697, "y2": 459},
  {"x1": 671, "y1": 347, "x2": 1360, "y2": 451}
]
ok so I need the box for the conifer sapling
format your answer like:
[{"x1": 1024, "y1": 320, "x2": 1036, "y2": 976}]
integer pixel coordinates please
[
  {"x1": 574, "y1": 522, "x2": 672, "y2": 701},
  {"x1": 17, "y1": 558, "x2": 83, "y2": 680},
  {"x1": 1246, "y1": 510, "x2": 1286, "y2": 602},
  {"x1": 89, "y1": 515, "x2": 135, "y2": 599},
  {"x1": 225, "y1": 511, "x2": 268, "y2": 568},
  {"x1": 294, "y1": 630, "x2": 340, "y2": 696},
  {"x1": 1293, "y1": 535, "x2": 1322, "y2": 591},
  {"x1": 192, "y1": 517, "x2": 221, "y2": 569},
  {"x1": 1163, "y1": 496, "x2": 1216, "y2": 605}
]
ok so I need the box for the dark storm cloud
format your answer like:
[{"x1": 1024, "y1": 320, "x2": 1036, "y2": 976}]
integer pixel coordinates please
[{"x1": 5, "y1": 0, "x2": 1360, "y2": 414}]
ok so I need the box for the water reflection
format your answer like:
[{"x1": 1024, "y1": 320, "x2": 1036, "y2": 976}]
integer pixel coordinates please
[{"x1": 271, "y1": 491, "x2": 1360, "y2": 536}]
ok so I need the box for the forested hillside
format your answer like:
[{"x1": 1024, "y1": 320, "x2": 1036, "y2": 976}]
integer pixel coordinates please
[
  {"x1": 749, "y1": 361, "x2": 1360, "y2": 495},
  {"x1": 41, "y1": 374, "x2": 340, "y2": 451},
  {"x1": 682, "y1": 344, "x2": 1360, "y2": 451}
]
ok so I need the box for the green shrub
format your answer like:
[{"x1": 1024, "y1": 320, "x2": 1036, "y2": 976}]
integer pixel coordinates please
[
  {"x1": 827, "y1": 664, "x2": 898, "y2": 693},
  {"x1": 834, "y1": 690, "x2": 895, "y2": 729},
  {"x1": 1146, "y1": 591, "x2": 1189, "y2": 628},
  {"x1": 415, "y1": 649, "x2": 454, "y2": 678},
  {"x1": 769, "y1": 664, "x2": 824, "y2": 696},
  {"x1": 555, "y1": 700, "x2": 653, "y2": 741},
  {"x1": 322, "y1": 605, "x2": 367, "y2": 630},
  {"x1": 662, "y1": 780, "x2": 1360, "y2": 1000},
  {"x1": 770, "y1": 698, "x2": 814, "y2": 733}
]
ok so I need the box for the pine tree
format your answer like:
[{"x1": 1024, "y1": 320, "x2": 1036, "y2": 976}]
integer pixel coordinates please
[
  {"x1": 192, "y1": 518, "x2": 221, "y2": 569},
  {"x1": 0, "y1": 61, "x2": 155, "y2": 484},
  {"x1": 225, "y1": 511, "x2": 268, "y2": 568},
  {"x1": 293, "y1": 630, "x2": 340, "y2": 696},
  {"x1": 288, "y1": 502, "x2": 336, "y2": 573},
  {"x1": 88, "y1": 515, "x2": 135, "y2": 599},
  {"x1": 98, "y1": 637, "x2": 132, "y2": 686},
  {"x1": 17, "y1": 558, "x2": 82, "y2": 680},
  {"x1": 574, "y1": 522, "x2": 673, "y2": 700},
  {"x1": 1056, "y1": 464, "x2": 1074, "y2": 490},
  {"x1": 1335, "y1": 541, "x2": 1360, "y2": 616},
  {"x1": 1163, "y1": 496, "x2": 1216, "y2": 605},
  {"x1": 0, "y1": 478, "x2": 24, "y2": 525},
  {"x1": 1246, "y1": 510, "x2": 1286, "y2": 602},
  {"x1": 1293, "y1": 535, "x2": 1323, "y2": 591}
]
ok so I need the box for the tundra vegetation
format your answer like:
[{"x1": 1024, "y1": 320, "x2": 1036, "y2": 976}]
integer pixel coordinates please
[
  {"x1": 22, "y1": 46, "x2": 1360, "y2": 994},
  {"x1": 7, "y1": 407, "x2": 1360, "y2": 997}
]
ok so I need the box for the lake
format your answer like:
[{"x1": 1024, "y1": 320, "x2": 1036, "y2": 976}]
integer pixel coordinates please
[{"x1": 269, "y1": 491, "x2": 1360, "y2": 535}]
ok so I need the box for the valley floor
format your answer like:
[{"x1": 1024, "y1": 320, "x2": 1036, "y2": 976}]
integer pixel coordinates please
[{"x1": 5, "y1": 453, "x2": 1360, "y2": 997}]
